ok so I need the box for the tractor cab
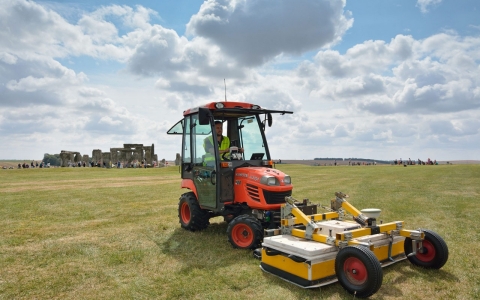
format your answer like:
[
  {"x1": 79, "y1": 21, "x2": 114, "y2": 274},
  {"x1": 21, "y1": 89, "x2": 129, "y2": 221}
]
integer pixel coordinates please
[{"x1": 167, "y1": 101, "x2": 303, "y2": 249}]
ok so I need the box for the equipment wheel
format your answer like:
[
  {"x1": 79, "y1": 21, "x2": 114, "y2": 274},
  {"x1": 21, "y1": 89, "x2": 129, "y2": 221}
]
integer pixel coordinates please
[
  {"x1": 335, "y1": 246, "x2": 383, "y2": 298},
  {"x1": 227, "y1": 215, "x2": 263, "y2": 249},
  {"x1": 178, "y1": 192, "x2": 210, "y2": 231},
  {"x1": 404, "y1": 229, "x2": 448, "y2": 269}
]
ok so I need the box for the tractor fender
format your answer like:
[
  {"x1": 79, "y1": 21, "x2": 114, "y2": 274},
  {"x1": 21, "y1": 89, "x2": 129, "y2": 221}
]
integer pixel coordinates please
[{"x1": 181, "y1": 179, "x2": 198, "y2": 199}]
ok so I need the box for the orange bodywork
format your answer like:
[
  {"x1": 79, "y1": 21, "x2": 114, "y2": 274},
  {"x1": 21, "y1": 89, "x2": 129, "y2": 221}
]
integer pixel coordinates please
[
  {"x1": 181, "y1": 166, "x2": 292, "y2": 210},
  {"x1": 233, "y1": 167, "x2": 292, "y2": 210},
  {"x1": 181, "y1": 179, "x2": 198, "y2": 198},
  {"x1": 183, "y1": 101, "x2": 260, "y2": 116}
]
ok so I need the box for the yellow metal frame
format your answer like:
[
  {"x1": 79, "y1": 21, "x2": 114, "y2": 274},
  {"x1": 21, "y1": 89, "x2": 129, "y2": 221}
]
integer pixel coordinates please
[
  {"x1": 261, "y1": 248, "x2": 336, "y2": 281},
  {"x1": 281, "y1": 196, "x2": 424, "y2": 251}
]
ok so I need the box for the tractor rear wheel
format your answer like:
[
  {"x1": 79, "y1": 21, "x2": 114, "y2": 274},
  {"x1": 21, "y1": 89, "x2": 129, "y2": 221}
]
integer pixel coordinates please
[
  {"x1": 227, "y1": 215, "x2": 263, "y2": 249},
  {"x1": 404, "y1": 229, "x2": 449, "y2": 269},
  {"x1": 178, "y1": 192, "x2": 210, "y2": 231},
  {"x1": 335, "y1": 246, "x2": 383, "y2": 298}
]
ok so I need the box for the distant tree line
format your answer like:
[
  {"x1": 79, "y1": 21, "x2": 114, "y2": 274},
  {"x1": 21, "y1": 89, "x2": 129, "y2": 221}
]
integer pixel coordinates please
[{"x1": 42, "y1": 153, "x2": 61, "y2": 166}]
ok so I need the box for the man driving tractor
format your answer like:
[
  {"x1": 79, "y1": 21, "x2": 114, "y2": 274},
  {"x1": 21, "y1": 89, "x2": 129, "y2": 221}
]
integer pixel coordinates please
[{"x1": 203, "y1": 121, "x2": 243, "y2": 164}]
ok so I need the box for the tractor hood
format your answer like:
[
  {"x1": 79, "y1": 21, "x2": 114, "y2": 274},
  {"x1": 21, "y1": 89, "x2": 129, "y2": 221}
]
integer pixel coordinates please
[{"x1": 234, "y1": 166, "x2": 292, "y2": 187}]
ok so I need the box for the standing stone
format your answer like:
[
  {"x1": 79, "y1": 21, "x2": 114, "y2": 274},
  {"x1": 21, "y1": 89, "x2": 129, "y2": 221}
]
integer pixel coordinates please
[
  {"x1": 175, "y1": 153, "x2": 181, "y2": 166},
  {"x1": 102, "y1": 152, "x2": 112, "y2": 168},
  {"x1": 92, "y1": 149, "x2": 102, "y2": 165},
  {"x1": 60, "y1": 151, "x2": 70, "y2": 167}
]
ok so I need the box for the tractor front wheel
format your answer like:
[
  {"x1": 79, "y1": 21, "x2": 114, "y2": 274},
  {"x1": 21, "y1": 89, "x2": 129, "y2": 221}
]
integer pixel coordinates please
[
  {"x1": 227, "y1": 215, "x2": 263, "y2": 249},
  {"x1": 404, "y1": 229, "x2": 449, "y2": 269},
  {"x1": 335, "y1": 246, "x2": 383, "y2": 298},
  {"x1": 178, "y1": 192, "x2": 210, "y2": 231}
]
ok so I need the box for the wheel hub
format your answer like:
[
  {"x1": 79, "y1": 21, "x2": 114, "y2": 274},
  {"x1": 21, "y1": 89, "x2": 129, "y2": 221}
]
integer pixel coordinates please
[{"x1": 344, "y1": 257, "x2": 368, "y2": 285}]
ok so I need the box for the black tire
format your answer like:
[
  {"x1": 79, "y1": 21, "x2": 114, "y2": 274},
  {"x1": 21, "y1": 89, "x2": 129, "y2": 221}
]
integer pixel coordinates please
[
  {"x1": 404, "y1": 229, "x2": 449, "y2": 269},
  {"x1": 335, "y1": 246, "x2": 383, "y2": 298},
  {"x1": 178, "y1": 192, "x2": 210, "y2": 231},
  {"x1": 227, "y1": 215, "x2": 263, "y2": 249}
]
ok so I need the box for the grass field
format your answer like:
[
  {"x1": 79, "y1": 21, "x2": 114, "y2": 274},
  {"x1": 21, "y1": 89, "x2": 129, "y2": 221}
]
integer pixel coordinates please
[{"x1": 0, "y1": 164, "x2": 479, "y2": 299}]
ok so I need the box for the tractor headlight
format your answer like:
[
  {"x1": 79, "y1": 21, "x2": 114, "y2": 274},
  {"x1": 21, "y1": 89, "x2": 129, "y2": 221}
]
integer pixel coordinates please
[
  {"x1": 283, "y1": 175, "x2": 291, "y2": 185},
  {"x1": 260, "y1": 175, "x2": 279, "y2": 186},
  {"x1": 215, "y1": 102, "x2": 224, "y2": 109}
]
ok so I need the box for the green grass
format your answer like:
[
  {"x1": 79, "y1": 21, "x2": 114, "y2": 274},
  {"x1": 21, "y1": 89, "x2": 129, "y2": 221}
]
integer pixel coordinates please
[{"x1": 0, "y1": 165, "x2": 479, "y2": 299}]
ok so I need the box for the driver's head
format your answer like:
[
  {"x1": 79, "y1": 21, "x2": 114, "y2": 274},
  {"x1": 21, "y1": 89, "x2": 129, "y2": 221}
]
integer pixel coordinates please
[{"x1": 214, "y1": 121, "x2": 223, "y2": 137}]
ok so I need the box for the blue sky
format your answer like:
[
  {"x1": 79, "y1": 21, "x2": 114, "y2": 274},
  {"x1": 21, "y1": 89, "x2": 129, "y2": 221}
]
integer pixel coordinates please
[
  {"x1": 343, "y1": 1, "x2": 479, "y2": 49},
  {"x1": 1, "y1": 0, "x2": 479, "y2": 161}
]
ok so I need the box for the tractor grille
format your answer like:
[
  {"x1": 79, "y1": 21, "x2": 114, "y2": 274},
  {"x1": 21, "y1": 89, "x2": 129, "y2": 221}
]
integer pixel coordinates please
[
  {"x1": 246, "y1": 183, "x2": 260, "y2": 202},
  {"x1": 263, "y1": 190, "x2": 292, "y2": 205}
]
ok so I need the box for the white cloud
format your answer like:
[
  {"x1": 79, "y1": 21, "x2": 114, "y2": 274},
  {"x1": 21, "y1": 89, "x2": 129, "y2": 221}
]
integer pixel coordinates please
[
  {"x1": 305, "y1": 33, "x2": 480, "y2": 116},
  {"x1": 416, "y1": 0, "x2": 442, "y2": 13},
  {"x1": 186, "y1": 0, "x2": 353, "y2": 66},
  {"x1": 125, "y1": 25, "x2": 189, "y2": 76},
  {"x1": 78, "y1": 14, "x2": 119, "y2": 44},
  {"x1": 0, "y1": 52, "x2": 17, "y2": 64}
]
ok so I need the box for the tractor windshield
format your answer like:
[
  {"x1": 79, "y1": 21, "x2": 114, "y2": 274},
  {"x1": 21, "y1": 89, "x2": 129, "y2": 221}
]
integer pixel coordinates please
[{"x1": 238, "y1": 116, "x2": 267, "y2": 160}]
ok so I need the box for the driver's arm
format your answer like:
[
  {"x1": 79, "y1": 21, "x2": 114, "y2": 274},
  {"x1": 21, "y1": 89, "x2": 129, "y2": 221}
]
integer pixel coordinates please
[{"x1": 204, "y1": 138, "x2": 215, "y2": 154}]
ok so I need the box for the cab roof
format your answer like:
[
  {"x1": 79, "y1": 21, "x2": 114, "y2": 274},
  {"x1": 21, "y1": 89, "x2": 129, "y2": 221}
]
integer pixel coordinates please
[
  {"x1": 183, "y1": 101, "x2": 293, "y2": 118},
  {"x1": 167, "y1": 101, "x2": 293, "y2": 135}
]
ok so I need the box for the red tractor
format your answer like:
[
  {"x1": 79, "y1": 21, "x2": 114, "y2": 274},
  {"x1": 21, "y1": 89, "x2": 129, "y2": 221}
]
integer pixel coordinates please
[{"x1": 167, "y1": 101, "x2": 315, "y2": 249}]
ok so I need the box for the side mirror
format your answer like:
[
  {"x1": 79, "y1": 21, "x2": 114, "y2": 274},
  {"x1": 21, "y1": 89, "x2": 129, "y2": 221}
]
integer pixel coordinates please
[
  {"x1": 261, "y1": 113, "x2": 273, "y2": 131},
  {"x1": 199, "y1": 107, "x2": 211, "y2": 125}
]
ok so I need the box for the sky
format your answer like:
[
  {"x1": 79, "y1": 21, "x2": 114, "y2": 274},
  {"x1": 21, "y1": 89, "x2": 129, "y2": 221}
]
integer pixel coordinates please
[{"x1": 1, "y1": 0, "x2": 479, "y2": 161}]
